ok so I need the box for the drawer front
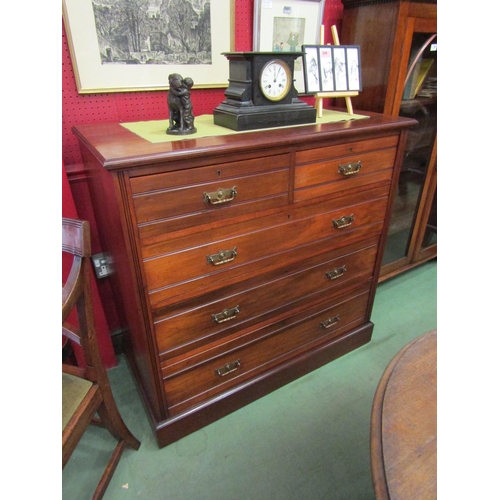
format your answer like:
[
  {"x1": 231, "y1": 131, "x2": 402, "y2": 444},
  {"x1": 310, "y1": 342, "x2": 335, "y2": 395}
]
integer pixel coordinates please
[
  {"x1": 131, "y1": 155, "x2": 290, "y2": 237},
  {"x1": 294, "y1": 148, "x2": 396, "y2": 202},
  {"x1": 154, "y1": 240, "x2": 378, "y2": 358},
  {"x1": 149, "y1": 222, "x2": 383, "y2": 309},
  {"x1": 162, "y1": 286, "x2": 371, "y2": 415},
  {"x1": 144, "y1": 195, "x2": 388, "y2": 301},
  {"x1": 295, "y1": 135, "x2": 399, "y2": 164}
]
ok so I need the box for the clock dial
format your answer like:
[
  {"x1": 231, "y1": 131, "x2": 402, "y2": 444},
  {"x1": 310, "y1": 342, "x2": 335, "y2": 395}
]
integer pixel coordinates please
[{"x1": 259, "y1": 59, "x2": 292, "y2": 102}]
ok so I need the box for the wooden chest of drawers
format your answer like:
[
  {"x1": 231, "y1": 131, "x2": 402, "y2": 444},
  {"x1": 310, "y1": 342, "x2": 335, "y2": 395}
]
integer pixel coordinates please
[{"x1": 73, "y1": 111, "x2": 415, "y2": 447}]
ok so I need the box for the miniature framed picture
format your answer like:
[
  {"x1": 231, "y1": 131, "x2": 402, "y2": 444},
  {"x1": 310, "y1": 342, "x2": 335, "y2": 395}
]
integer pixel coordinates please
[
  {"x1": 302, "y1": 45, "x2": 320, "y2": 94},
  {"x1": 63, "y1": 0, "x2": 235, "y2": 93},
  {"x1": 318, "y1": 45, "x2": 334, "y2": 92},
  {"x1": 333, "y1": 46, "x2": 348, "y2": 91},
  {"x1": 345, "y1": 46, "x2": 362, "y2": 91},
  {"x1": 253, "y1": 0, "x2": 325, "y2": 93},
  {"x1": 333, "y1": 45, "x2": 362, "y2": 92}
]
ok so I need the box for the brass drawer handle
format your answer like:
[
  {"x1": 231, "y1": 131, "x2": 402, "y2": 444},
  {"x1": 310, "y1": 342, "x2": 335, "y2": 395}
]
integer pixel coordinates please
[
  {"x1": 338, "y1": 161, "x2": 362, "y2": 176},
  {"x1": 212, "y1": 305, "x2": 240, "y2": 324},
  {"x1": 326, "y1": 265, "x2": 347, "y2": 280},
  {"x1": 215, "y1": 359, "x2": 241, "y2": 377},
  {"x1": 332, "y1": 214, "x2": 355, "y2": 229},
  {"x1": 207, "y1": 247, "x2": 237, "y2": 266},
  {"x1": 203, "y1": 186, "x2": 237, "y2": 205},
  {"x1": 320, "y1": 314, "x2": 340, "y2": 329}
]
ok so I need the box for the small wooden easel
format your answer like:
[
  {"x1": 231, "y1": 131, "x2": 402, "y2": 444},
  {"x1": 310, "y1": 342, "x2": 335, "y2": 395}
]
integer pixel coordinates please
[{"x1": 315, "y1": 25, "x2": 359, "y2": 117}]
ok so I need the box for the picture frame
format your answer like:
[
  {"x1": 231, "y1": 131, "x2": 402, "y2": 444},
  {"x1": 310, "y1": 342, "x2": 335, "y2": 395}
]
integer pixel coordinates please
[
  {"x1": 345, "y1": 46, "x2": 362, "y2": 91},
  {"x1": 318, "y1": 45, "x2": 334, "y2": 91},
  {"x1": 62, "y1": 0, "x2": 235, "y2": 94},
  {"x1": 253, "y1": 0, "x2": 325, "y2": 93},
  {"x1": 302, "y1": 45, "x2": 320, "y2": 94},
  {"x1": 302, "y1": 44, "x2": 362, "y2": 93},
  {"x1": 332, "y1": 46, "x2": 348, "y2": 91}
]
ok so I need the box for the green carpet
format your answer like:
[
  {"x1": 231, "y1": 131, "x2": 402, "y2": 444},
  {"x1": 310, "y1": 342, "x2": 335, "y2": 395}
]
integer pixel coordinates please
[{"x1": 62, "y1": 260, "x2": 437, "y2": 500}]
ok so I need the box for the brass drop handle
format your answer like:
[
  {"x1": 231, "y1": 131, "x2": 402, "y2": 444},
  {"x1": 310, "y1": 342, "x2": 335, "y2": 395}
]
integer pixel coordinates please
[
  {"x1": 215, "y1": 359, "x2": 241, "y2": 377},
  {"x1": 338, "y1": 161, "x2": 362, "y2": 176},
  {"x1": 320, "y1": 314, "x2": 340, "y2": 329},
  {"x1": 326, "y1": 265, "x2": 347, "y2": 280},
  {"x1": 332, "y1": 214, "x2": 355, "y2": 229},
  {"x1": 212, "y1": 305, "x2": 240, "y2": 324},
  {"x1": 203, "y1": 186, "x2": 237, "y2": 205},
  {"x1": 207, "y1": 247, "x2": 237, "y2": 266}
]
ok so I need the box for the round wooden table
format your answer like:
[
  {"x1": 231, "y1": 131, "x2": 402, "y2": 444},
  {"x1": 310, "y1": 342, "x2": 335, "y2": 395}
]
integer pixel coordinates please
[{"x1": 370, "y1": 330, "x2": 437, "y2": 499}]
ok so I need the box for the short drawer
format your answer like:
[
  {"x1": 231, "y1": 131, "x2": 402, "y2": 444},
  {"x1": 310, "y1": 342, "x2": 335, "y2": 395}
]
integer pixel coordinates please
[
  {"x1": 295, "y1": 135, "x2": 399, "y2": 164},
  {"x1": 161, "y1": 286, "x2": 371, "y2": 415},
  {"x1": 144, "y1": 194, "x2": 388, "y2": 303},
  {"x1": 294, "y1": 148, "x2": 397, "y2": 202},
  {"x1": 131, "y1": 154, "x2": 290, "y2": 237},
  {"x1": 154, "y1": 239, "x2": 379, "y2": 358}
]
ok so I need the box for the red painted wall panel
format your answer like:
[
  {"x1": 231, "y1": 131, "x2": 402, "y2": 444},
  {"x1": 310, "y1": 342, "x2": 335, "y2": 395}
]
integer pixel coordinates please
[{"x1": 62, "y1": 162, "x2": 117, "y2": 369}]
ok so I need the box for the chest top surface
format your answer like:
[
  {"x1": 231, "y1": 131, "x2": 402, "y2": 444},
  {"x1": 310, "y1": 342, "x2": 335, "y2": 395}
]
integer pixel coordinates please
[{"x1": 72, "y1": 110, "x2": 416, "y2": 171}]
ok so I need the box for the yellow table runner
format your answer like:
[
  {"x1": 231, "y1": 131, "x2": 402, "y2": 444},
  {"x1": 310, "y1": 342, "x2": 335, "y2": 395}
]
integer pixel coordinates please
[{"x1": 120, "y1": 109, "x2": 369, "y2": 144}]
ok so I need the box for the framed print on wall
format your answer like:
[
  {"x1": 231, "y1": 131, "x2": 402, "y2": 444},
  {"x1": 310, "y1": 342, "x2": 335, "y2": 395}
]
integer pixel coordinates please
[
  {"x1": 62, "y1": 0, "x2": 235, "y2": 94},
  {"x1": 253, "y1": 0, "x2": 325, "y2": 93}
]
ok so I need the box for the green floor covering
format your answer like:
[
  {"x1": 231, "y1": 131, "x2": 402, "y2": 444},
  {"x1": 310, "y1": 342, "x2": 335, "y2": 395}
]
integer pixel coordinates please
[{"x1": 62, "y1": 259, "x2": 437, "y2": 500}]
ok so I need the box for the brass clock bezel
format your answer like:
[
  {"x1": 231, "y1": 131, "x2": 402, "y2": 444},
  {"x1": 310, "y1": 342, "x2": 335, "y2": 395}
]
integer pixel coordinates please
[{"x1": 259, "y1": 59, "x2": 292, "y2": 102}]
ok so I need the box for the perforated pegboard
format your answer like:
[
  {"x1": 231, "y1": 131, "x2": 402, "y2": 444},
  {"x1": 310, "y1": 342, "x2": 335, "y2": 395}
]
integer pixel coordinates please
[{"x1": 62, "y1": 0, "x2": 344, "y2": 168}]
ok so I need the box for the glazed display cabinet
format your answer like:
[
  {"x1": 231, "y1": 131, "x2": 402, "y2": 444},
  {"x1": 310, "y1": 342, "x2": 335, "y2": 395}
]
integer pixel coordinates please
[{"x1": 341, "y1": 0, "x2": 437, "y2": 280}]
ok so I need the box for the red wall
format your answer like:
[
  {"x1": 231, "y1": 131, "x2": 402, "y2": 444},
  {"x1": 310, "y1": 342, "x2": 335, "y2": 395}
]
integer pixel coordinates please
[
  {"x1": 63, "y1": 162, "x2": 117, "y2": 368},
  {"x1": 62, "y1": 0, "x2": 345, "y2": 338}
]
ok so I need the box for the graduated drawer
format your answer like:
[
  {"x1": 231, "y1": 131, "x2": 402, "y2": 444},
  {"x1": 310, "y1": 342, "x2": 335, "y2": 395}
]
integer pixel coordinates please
[
  {"x1": 130, "y1": 154, "x2": 290, "y2": 238},
  {"x1": 161, "y1": 285, "x2": 371, "y2": 415},
  {"x1": 294, "y1": 147, "x2": 397, "y2": 202},
  {"x1": 154, "y1": 238, "x2": 379, "y2": 358},
  {"x1": 144, "y1": 193, "x2": 388, "y2": 306}
]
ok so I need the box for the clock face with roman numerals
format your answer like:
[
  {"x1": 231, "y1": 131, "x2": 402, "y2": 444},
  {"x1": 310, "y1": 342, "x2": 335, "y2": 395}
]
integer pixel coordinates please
[{"x1": 259, "y1": 59, "x2": 292, "y2": 102}]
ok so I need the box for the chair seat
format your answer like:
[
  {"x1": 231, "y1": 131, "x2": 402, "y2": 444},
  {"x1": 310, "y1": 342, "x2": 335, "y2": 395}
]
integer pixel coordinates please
[{"x1": 62, "y1": 372, "x2": 93, "y2": 430}]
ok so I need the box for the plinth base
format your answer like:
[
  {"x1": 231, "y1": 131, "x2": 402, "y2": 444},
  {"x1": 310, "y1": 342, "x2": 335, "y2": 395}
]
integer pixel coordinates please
[{"x1": 213, "y1": 101, "x2": 317, "y2": 131}]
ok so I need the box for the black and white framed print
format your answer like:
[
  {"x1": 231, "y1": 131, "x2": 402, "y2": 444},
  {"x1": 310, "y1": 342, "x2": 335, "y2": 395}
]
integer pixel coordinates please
[
  {"x1": 333, "y1": 46, "x2": 348, "y2": 91},
  {"x1": 302, "y1": 45, "x2": 320, "y2": 93},
  {"x1": 346, "y1": 46, "x2": 362, "y2": 91},
  {"x1": 63, "y1": 0, "x2": 235, "y2": 93},
  {"x1": 318, "y1": 45, "x2": 334, "y2": 92}
]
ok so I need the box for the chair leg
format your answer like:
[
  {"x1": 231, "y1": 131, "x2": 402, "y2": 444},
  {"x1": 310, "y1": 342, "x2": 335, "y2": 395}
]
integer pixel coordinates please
[
  {"x1": 96, "y1": 400, "x2": 141, "y2": 451},
  {"x1": 92, "y1": 441, "x2": 127, "y2": 500}
]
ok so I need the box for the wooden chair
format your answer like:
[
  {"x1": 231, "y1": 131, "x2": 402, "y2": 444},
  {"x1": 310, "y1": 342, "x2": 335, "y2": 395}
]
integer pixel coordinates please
[{"x1": 62, "y1": 217, "x2": 140, "y2": 500}]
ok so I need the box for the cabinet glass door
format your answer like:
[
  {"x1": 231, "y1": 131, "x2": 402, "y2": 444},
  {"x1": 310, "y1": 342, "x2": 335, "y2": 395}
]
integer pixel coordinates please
[{"x1": 382, "y1": 33, "x2": 437, "y2": 270}]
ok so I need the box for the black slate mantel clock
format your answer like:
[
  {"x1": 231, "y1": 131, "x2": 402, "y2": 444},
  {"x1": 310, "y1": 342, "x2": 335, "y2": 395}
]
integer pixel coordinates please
[{"x1": 213, "y1": 52, "x2": 317, "y2": 131}]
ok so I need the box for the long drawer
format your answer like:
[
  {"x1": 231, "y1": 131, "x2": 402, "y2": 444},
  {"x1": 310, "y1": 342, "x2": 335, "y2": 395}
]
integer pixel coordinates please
[
  {"x1": 154, "y1": 238, "x2": 379, "y2": 358},
  {"x1": 144, "y1": 193, "x2": 388, "y2": 306},
  {"x1": 161, "y1": 284, "x2": 371, "y2": 415}
]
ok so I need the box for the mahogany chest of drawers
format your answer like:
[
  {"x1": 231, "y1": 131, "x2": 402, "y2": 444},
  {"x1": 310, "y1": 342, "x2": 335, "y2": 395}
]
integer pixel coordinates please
[{"x1": 73, "y1": 111, "x2": 415, "y2": 447}]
